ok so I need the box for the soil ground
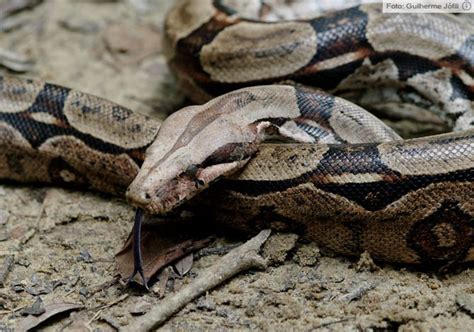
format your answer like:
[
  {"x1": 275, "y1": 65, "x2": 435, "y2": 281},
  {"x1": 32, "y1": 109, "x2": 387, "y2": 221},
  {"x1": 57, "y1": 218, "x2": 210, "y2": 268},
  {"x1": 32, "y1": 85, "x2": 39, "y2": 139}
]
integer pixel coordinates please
[{"x1": 0, "y1": 0, "x2": 473, "y2": 330}]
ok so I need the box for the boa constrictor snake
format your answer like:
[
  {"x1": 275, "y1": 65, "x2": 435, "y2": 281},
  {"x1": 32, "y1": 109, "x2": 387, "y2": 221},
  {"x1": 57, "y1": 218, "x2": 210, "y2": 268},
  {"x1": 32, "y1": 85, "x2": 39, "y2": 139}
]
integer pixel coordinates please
[{"x1": 0, "y1": 1, "x2": 473, "y2": 269}]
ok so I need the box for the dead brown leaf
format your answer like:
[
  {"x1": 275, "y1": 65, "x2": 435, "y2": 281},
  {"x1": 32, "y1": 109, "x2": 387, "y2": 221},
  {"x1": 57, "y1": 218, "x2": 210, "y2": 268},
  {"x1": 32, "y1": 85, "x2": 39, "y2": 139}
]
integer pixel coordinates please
[
  {"x1": 151, "y1": 267, "x2": 170, "y2": 298},
  {"x1": 115, "y1": 216, "x2": 214, "y2": 286},
  {"x1": 173, "y1": 253, "x2": 194, "y2": 277},
  {"x1": 16, "y1": 302, "x2": 83, "y2": 331}
]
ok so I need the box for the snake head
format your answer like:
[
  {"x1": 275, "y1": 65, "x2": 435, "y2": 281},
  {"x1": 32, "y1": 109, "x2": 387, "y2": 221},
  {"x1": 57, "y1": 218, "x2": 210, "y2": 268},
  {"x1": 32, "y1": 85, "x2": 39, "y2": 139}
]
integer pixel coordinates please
[
  {"x1": 126, "y1": 90, "x2": 277, "y2": 214},
  {"x1": 126, "y1": 86, "x2": 318, "y2": 214}
]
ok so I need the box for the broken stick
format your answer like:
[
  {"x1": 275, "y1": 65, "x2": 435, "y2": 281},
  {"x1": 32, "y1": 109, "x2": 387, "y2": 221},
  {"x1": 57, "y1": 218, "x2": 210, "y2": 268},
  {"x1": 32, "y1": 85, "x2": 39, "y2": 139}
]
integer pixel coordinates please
[{"x1": 124, "y1": 229, "x2": 271, "y2": 331}]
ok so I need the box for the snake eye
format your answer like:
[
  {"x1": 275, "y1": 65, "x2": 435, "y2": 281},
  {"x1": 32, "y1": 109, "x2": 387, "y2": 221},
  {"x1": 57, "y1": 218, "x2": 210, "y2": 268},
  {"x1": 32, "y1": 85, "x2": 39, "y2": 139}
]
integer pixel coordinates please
[
  {"x1": 184, "y1": 164, "x2": 199, "y2": 178},
  {"x1": 195, "y1": 179, "x2": 205, "y2": 188}
]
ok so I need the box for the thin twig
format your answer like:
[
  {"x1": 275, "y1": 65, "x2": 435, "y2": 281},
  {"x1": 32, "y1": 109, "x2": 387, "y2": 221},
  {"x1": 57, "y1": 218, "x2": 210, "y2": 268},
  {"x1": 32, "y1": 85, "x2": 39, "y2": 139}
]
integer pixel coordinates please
[
  {"x1": 124, "y1": 230, "x2": 271, "y2": 331},
  {"x1": 90, "y1": 294, "x2": 129, "y2": 313},
  {"x1": 0, "y1": 304, "x2": 27, "y2": 315},
  {"x1": 339, "y1": 281, "x2": 377, "y2": 302},
  {"x1": 311, "y1": 317, "x2": 354, "y2": 330}
]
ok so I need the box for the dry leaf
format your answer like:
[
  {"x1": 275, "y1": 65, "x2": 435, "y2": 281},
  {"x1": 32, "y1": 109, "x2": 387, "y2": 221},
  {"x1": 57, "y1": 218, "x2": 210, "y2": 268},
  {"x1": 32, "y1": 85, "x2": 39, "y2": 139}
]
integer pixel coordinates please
[
  {"x1": 16, "y1": 302, "x2": 83, "y2": 331},
  {"x1": 155, "y1": 267, "x2": 171, "y2": 298},
  {"x1": 173, "y1": 253, "x2": 194, "y2": 277},
  {"x1": 115, "y1": 216, "x2": 214, "y2": 286}
]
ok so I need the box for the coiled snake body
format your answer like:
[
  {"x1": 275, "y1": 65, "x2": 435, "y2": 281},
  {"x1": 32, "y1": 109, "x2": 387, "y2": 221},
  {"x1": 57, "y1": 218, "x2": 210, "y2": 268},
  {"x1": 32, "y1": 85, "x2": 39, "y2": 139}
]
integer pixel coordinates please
[{"x1": 0, "y1": 1, "x2": 473, "y2": 266}]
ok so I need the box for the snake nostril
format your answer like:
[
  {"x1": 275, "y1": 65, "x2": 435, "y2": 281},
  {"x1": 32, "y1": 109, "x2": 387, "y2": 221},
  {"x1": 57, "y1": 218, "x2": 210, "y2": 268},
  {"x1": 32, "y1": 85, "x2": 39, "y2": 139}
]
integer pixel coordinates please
[{"x1": 132, "y1": 191, "x2": 151, "y2": 205}]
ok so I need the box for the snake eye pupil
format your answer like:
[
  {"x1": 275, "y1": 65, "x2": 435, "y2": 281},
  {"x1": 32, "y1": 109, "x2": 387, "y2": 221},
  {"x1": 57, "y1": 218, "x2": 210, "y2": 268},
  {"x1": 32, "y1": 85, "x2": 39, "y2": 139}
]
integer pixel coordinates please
[{"x1": 196, "y1": 179, "x2": 205, "y2": 187}]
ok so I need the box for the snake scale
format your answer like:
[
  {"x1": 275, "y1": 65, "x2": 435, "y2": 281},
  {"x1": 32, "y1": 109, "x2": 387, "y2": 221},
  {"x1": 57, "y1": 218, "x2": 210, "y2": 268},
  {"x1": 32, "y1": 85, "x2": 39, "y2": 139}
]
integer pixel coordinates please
[{"x1": 0, "y1": 0, "x2": 473, "y2": 267}]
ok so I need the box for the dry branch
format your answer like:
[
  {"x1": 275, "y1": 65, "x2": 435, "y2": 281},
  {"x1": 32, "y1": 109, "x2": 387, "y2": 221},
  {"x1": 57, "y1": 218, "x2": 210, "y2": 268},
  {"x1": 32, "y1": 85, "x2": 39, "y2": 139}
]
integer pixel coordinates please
[{"x1": 124, "y1": 229, "x2": 271, "y2": 331}]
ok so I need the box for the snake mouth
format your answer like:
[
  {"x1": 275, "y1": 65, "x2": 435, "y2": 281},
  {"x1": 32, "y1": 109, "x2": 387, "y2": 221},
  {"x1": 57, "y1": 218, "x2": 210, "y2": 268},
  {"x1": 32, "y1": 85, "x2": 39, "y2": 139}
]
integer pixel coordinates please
[
  {"x1": 127, "y1": 158, "x2": 250, "y2": 215},
  {"x1": 126, "y1": 176, "x2": 198, "y2": 215},
  {"x1": 150, "y1": 176, "x2": 205, "y2": 214}
]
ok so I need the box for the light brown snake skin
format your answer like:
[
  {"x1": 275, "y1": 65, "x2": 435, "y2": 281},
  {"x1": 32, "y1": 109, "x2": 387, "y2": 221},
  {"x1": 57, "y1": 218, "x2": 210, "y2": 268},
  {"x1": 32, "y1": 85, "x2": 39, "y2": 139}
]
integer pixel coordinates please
[{"x1": 1, "y1": 0, "x2": 473, "y2": 266}]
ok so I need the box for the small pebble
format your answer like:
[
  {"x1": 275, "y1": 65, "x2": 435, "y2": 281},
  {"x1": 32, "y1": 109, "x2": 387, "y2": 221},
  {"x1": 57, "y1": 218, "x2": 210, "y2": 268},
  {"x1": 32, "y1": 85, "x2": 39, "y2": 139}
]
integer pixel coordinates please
[
  {"x1": 0, "y1": 210, "x2": 9, "y2": 225},
  {"x1": 456, "y1": 293, "x2": 474, "y2": 315},
  {"x1": 21, "y1": 297, "x2": 45, "y2": 316},
  {"x1": 59, "y1": 17, "x2": 100, "y2": 34},
  {"x1": 263, "y1": 233, "x2": 298, "y2": 265},
  {"x1": 294, "y1": 244, "x2": 320, "y2": 266},
  {"x1": 77, "y1": 250, "x2": 93, "y2": 263},
  {"x1": 196, "y1": 297, "x2": 216, "y2": 311},
  {"x1": 0, "y1": 232, "x2": 9, "y2": 242},
  {"x1": 129, "y1": 299, "x2": 152, "y2": 315}
]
